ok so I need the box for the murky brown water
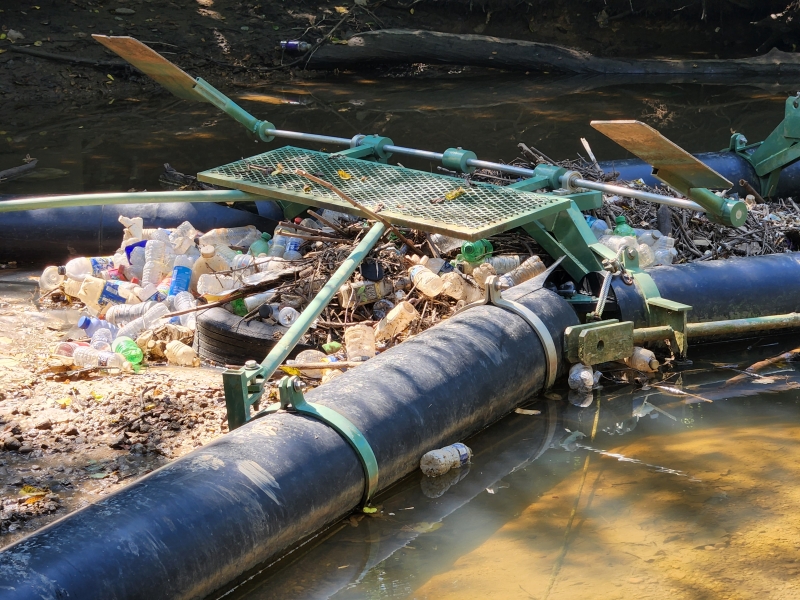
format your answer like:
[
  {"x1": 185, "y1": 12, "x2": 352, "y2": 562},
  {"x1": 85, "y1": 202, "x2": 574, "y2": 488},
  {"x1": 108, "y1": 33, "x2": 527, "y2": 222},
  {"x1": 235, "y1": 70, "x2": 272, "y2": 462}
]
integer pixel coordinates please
[
  {"x1": 217, "y1": 337, "x2": 800, "y2": 600},
  {"x1": 4, "y1": 74, "x2": 800, "y2": 598}
]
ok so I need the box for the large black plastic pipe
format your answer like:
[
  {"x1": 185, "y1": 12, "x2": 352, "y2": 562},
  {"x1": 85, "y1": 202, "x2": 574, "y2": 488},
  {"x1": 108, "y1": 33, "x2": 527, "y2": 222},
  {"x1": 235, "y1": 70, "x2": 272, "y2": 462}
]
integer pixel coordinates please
[
  {"x1": 0, "y1": 281, "x2": 577, "y2": 600},
  {"x1": 0, "y1": 201, "x2": 281, "y2": 263},
  {"x1": 609, "y1": 253, "x2": 800, "y2": 326},
  {"x1": 597, "y1": 149, "x2": 800, "y2": 197}
]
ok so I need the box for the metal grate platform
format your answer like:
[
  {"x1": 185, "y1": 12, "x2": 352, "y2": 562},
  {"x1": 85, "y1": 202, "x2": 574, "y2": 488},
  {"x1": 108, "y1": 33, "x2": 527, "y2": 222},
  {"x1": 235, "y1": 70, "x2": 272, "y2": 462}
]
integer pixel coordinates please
[{"x1": 198, "y1": 147, "x2": 571, "y2": 241}]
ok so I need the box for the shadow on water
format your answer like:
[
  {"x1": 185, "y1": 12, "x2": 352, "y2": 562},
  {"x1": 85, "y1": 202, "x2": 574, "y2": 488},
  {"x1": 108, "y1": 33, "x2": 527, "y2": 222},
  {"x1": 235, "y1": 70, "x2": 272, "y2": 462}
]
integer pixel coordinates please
[
  {"x1": 218, "y1": 336, "x2": 800, "y2": 600},
  {"x1": 2, "y1": 74, "x2": 798, "y2": 201}
]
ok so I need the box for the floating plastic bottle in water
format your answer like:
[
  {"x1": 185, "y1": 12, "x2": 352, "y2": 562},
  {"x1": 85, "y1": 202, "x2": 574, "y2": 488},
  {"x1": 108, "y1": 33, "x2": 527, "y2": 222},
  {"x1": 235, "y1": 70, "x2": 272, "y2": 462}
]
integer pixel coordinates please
[
  {"x1": 409, "y1": 265, "x2": 444, "y2": 297},
  {"x1": 568, "y1": 363, "x2": 596, "y2": 394},
  {"x1": 344, "y1": 323, "x2": 376, "y2": 361},
  {"x1": 72, "y1": 347, "x2": 130, "y2": 370},
  {"x1": 498, "y1": 256, "x2": 546, "y2": 289},
  {"x1": 419, "y1": 442, "x2": 472, "y2": 477},
  {"x1": 374, "y1": 300, "x2": 418, "y2": 340},
  {"x1": 39, "y1": 266, "x2": 65, "y2": 292},
  {"x1": 105, "y1": 301, "x2": 157, "y2": 326},
  {"x1": 625, "y1": 347, "x2": 660, "y2": 372},
  {"x1": 111, "y1": 336, "x2": 144, "y2": 365}
]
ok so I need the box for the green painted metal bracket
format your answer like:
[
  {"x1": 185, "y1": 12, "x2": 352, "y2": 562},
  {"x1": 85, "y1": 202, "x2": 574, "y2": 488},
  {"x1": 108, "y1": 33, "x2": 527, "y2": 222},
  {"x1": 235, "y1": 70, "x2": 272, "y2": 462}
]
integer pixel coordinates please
[
  {"x1": 258, "y1": 376, "x2": 379, "y2": 507},
  {"x1": 522, "y1": 201, "x2": 604, "y2": 280},
  {"x1": 222, "y1": 222, "x2": 387, "y2": 430},
  {"x1": 564, "y1": 319, "x2": 635, "y2": 365},
  {"x1": 331, "y1": 135, "x2": 394, "y2": 163},
  {"x1": 442, "y1": 147, "x2": 478, "y2": 173},
  {"x1": 733, "y1": 95, "x2": 800, "y2": 197}
]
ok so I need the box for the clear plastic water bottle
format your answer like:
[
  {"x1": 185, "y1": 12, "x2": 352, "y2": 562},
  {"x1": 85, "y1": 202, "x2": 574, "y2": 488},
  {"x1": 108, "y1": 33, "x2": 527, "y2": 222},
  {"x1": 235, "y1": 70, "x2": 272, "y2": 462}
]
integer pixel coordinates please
[
  {"x1": 213, "y1": 244, "x2": 239, "y2": 266},
  {"x1": 72, "y1": 347, "x2": 130, "y2": 370},
  {"x1": 111, "y1": 336, "x2": 144, "y2": 365},
  {"x1": 77, "y1": 316, "x2": 118, "y2": 339},
  {"x1": 498, "y1": 256, "x2": 546, "y2": 289},
  {"x1": 169, "y1": 221, "x2": 197, "y2": 255},
  {"x1": 173, "y1": 291, "x2": 197, "y2": 330},
  {"x1": 169, "y1": 254, "x2": 195, "y2": 296},
  {"x1": 231, "y1": 253, "x2": 256, "y2": 276},
  {"x1": 90, "y1": 328, "x2": 114, "y2": 351},
  {"x1": 283, "y1": 236, "x2": 303, "y2": 261},
  {"x1": 39, "y1": 266, "x2": 66, "y2": 292},
  {"x1": 409, "y1": 265, "x2": 444, "y2": 297},
  {"x1": 199, "y1": 226, "x2": 260, "y2": 248},
  {"x1": 65, "y1": 256, "x2": 112, "y2": 282},
  {"x1": 105, "y1": 301, "x2": 157, "y2": 326},
  {"x1": 128, "y1": 246, "x2": 146, "y2": 281},
  {"x1": 116, "y1": 303, "x2": 170, "y2": 340}
]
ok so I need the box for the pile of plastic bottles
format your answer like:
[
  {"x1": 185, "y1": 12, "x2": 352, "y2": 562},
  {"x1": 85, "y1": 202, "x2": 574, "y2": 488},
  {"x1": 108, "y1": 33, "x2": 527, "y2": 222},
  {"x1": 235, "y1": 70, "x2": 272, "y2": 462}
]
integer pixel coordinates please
[
  {"x1": 38, "y1": 216, "x2": 291, "y2": 370},
  {"x1": 587, "y1": 214, "x2": 678, "y2": 267}
]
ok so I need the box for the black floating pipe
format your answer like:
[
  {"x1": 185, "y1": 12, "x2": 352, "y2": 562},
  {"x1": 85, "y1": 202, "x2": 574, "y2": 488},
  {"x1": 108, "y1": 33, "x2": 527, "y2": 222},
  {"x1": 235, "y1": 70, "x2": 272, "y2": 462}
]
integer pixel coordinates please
[
  {"x1": 609, "y1": 253, "x2": 800, "y2": 327},
  {"x1": 0, "y1": 201, "x2": 281, "y2": 263},
  {"x1": 0, "y1": 281, "x2": 577, "y2": 600}
]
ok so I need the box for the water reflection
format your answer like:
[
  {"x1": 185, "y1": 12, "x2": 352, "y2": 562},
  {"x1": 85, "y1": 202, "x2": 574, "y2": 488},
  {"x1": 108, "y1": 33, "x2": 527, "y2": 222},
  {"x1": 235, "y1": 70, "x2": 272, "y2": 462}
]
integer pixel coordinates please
[{"x1": 224, "y1": 337, "x2": 800, "y2": 600}]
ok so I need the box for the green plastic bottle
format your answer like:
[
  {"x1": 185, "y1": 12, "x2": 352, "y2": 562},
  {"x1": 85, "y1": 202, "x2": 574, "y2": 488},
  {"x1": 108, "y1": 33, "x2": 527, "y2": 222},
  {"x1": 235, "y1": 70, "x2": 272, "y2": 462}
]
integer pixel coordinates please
[
  {"x1": 460, "y1": 239, "x2": 493, "y2": 263},
  {"x1": 248, "y1": 232, "x2": 273, "y2": 256},
  {"x1": 613, "y1": 215, "x2": 636, "y2": 237},
  {"x1": 111, "y1": 336, "x2": 144, "y2": 365}
]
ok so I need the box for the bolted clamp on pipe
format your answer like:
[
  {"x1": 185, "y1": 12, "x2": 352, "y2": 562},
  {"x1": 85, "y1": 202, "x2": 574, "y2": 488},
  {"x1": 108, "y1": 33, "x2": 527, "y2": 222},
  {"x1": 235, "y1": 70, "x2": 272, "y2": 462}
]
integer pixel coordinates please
[{"x1": 442, "y1": 147, "x2": 478, "y2": 173}]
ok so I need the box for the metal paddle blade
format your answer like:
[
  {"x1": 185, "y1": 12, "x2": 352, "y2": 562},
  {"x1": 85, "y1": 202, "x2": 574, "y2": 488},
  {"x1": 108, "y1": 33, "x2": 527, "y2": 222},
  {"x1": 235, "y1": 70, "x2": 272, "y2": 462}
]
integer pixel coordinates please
[
  {"x1": 92, "y1": 35, "x2": 204, "y2": 102},
  {"x1": 591, "y1": 120, "x2": 732, "y2": 192}
]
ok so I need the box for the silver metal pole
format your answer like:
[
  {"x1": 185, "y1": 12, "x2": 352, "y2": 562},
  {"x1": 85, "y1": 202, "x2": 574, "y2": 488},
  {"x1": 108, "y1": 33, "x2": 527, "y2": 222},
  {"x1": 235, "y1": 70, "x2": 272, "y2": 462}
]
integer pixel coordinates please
[
  {"x1": 568, "y1": 176, "x2": 705, "y2": 212},
  {"x1": 265, "y1": 129, "x2": 351, "y2": 145}
]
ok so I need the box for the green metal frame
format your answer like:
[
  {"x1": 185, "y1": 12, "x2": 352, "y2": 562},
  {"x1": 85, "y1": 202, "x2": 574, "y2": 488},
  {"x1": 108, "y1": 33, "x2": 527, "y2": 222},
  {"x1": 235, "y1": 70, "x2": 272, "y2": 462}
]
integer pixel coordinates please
[
  {"x1": 223, "y1": 222, "x2": 387, "y2": 430},
  {"x1": 732, "y1": 95, "x2": 800, "y2": 197},
  {"x1": 254, "y1": 376, "x2": 380, "y2": 507}
]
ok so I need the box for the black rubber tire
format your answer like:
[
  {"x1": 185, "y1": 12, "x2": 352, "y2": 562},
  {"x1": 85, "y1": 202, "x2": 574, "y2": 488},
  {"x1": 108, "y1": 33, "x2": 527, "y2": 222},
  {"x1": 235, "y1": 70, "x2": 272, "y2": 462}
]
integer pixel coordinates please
[{"x1": 195, "y1": 306, "x2": 310, "y2": 366}]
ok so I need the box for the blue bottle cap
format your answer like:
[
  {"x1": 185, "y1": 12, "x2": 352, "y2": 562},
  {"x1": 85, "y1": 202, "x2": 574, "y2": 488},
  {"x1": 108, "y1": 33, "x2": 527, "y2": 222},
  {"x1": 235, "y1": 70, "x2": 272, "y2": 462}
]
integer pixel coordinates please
[{"x1": 77, "y1": 316, "x2": 92, "y2": 330}]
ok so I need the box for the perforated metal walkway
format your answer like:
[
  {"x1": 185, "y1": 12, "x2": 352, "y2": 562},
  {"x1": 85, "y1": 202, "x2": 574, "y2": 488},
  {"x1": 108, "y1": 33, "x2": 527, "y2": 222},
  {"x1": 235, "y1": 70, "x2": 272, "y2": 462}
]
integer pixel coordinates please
[{"x1": 198, "y1": 147, "x2": 570, "y2": 241}]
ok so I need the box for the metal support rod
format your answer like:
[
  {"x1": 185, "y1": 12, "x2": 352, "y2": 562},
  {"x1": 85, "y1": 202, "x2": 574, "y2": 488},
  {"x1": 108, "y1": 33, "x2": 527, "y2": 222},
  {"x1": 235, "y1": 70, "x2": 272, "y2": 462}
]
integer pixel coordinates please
[
  {"x1": 257, "y1": 221, "x2": 387, "y2": 380},
  {"x1": 565, "y1": 176, "x2": 706, "y2": 212},
  {"x1": 264, "y1": 129, "x2": 351, "y2": 146},
  {"x1": 633, "y1": 313, "x2": 800, "y2": 344},
  {"x1": 686, "y1": 313, "x2": 800, "y2": 337},
  {"x1": 0, "y1": 190, "x2": 263, "y2": 213}
]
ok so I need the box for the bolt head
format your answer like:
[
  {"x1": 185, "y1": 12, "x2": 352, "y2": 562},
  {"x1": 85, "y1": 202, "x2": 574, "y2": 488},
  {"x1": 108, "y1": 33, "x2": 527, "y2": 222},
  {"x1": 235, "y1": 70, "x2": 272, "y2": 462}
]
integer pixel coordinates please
[
  {"x1": 244, "y1": 360, "x2": 259, "y2": 370},
  {"x1": 292, "y1": 379, "x2": 305, "y2": 392},
  {"x1": 626, "y1": 247, "x2": 637, "y2": 259}
]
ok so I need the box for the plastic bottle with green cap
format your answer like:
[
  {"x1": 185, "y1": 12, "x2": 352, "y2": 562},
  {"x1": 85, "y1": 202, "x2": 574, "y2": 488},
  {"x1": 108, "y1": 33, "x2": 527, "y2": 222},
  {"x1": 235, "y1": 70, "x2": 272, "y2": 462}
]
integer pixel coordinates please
[
  {"x1": 112, "y1": 336, "x2": 144, "y2": 365},
  {"x1": 248, "y1": 232, "x2": 272, "y2": 257},
  {"x1": 612, "y1": 215, "x2": 636, "y2": 237},
  {"x1": 460, "y1": 239, "x2": 493, "y2": 263}
]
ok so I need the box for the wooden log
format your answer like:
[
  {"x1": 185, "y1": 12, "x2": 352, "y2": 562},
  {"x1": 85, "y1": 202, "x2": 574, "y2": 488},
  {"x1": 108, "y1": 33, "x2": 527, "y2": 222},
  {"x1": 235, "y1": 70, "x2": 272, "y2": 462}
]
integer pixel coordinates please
[
  {"x1": 308, "y1": 29, "x2": 800, "y2": 76},
  {"x1": 0, "y1": 159, "x2": 38, "y2": 184}
]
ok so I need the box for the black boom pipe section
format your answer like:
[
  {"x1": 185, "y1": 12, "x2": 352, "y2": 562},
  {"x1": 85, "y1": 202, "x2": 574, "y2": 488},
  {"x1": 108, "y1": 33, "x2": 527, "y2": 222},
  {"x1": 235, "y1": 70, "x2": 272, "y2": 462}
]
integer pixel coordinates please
[
  {"x1": 0, "y1": 281, "x2": 577, "y2": 600},
  {"x1": 609, "y1": 253, "x2": 800, "y2": 326}
]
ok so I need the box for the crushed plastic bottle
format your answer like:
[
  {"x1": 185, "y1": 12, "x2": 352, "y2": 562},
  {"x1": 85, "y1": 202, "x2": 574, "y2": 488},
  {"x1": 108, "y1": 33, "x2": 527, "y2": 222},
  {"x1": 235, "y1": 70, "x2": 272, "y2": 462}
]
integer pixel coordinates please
[
  {"x1": 230, "y1": 253, "x2": 256, "y2": 276},
  {"x1": 338, "y1": 279, "x2": 394, "y2": 308},
  {"x1": 471, "y1": 262, "x2": 497, "y2": 289},
  {"x1": 89, "y1": 328, "x2": 114, "y2": 351},
  {"x1": 653, "y1": 236, "x2": 678, "y2": 265},
  {"x1": 374, "y1": 300, "x2": 418, "y2": 341},
  {"x1": 568, "y1": 363, "x2": 596, "y2": 394},
  {"x1": 441, "y1": 272, "x2": 482, "y2": 302},
  {"x1": 419, "y1": 443, "x2": 472, "y2": 477},
  {"x1": 487, "y1": 255, "x2": 520, "y2": 275},
  {"x1": 344, "y1": 323, "x2": 376, "y2": 361},
  {"x1": 497, "y1": 256, "x2": 545, "y2": 288},
  {"x1": 199, "y1": 225, "x2": 261, "y2": 249},
  {"x1": 116, "y1": 303, "x2": 170, "y2": 340},
  {"x1": 429, "y1": 233, "x2": 466, "y2": 254},
  {"x1": 283, "y1": 235, "x2": 303, "y2": 261},
  {"x1": 196, "y1": 273, "x2": 237, "y2": 297},
  {"x1": 65, "y1": 256, "x2": 113, "y2": 282}
]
